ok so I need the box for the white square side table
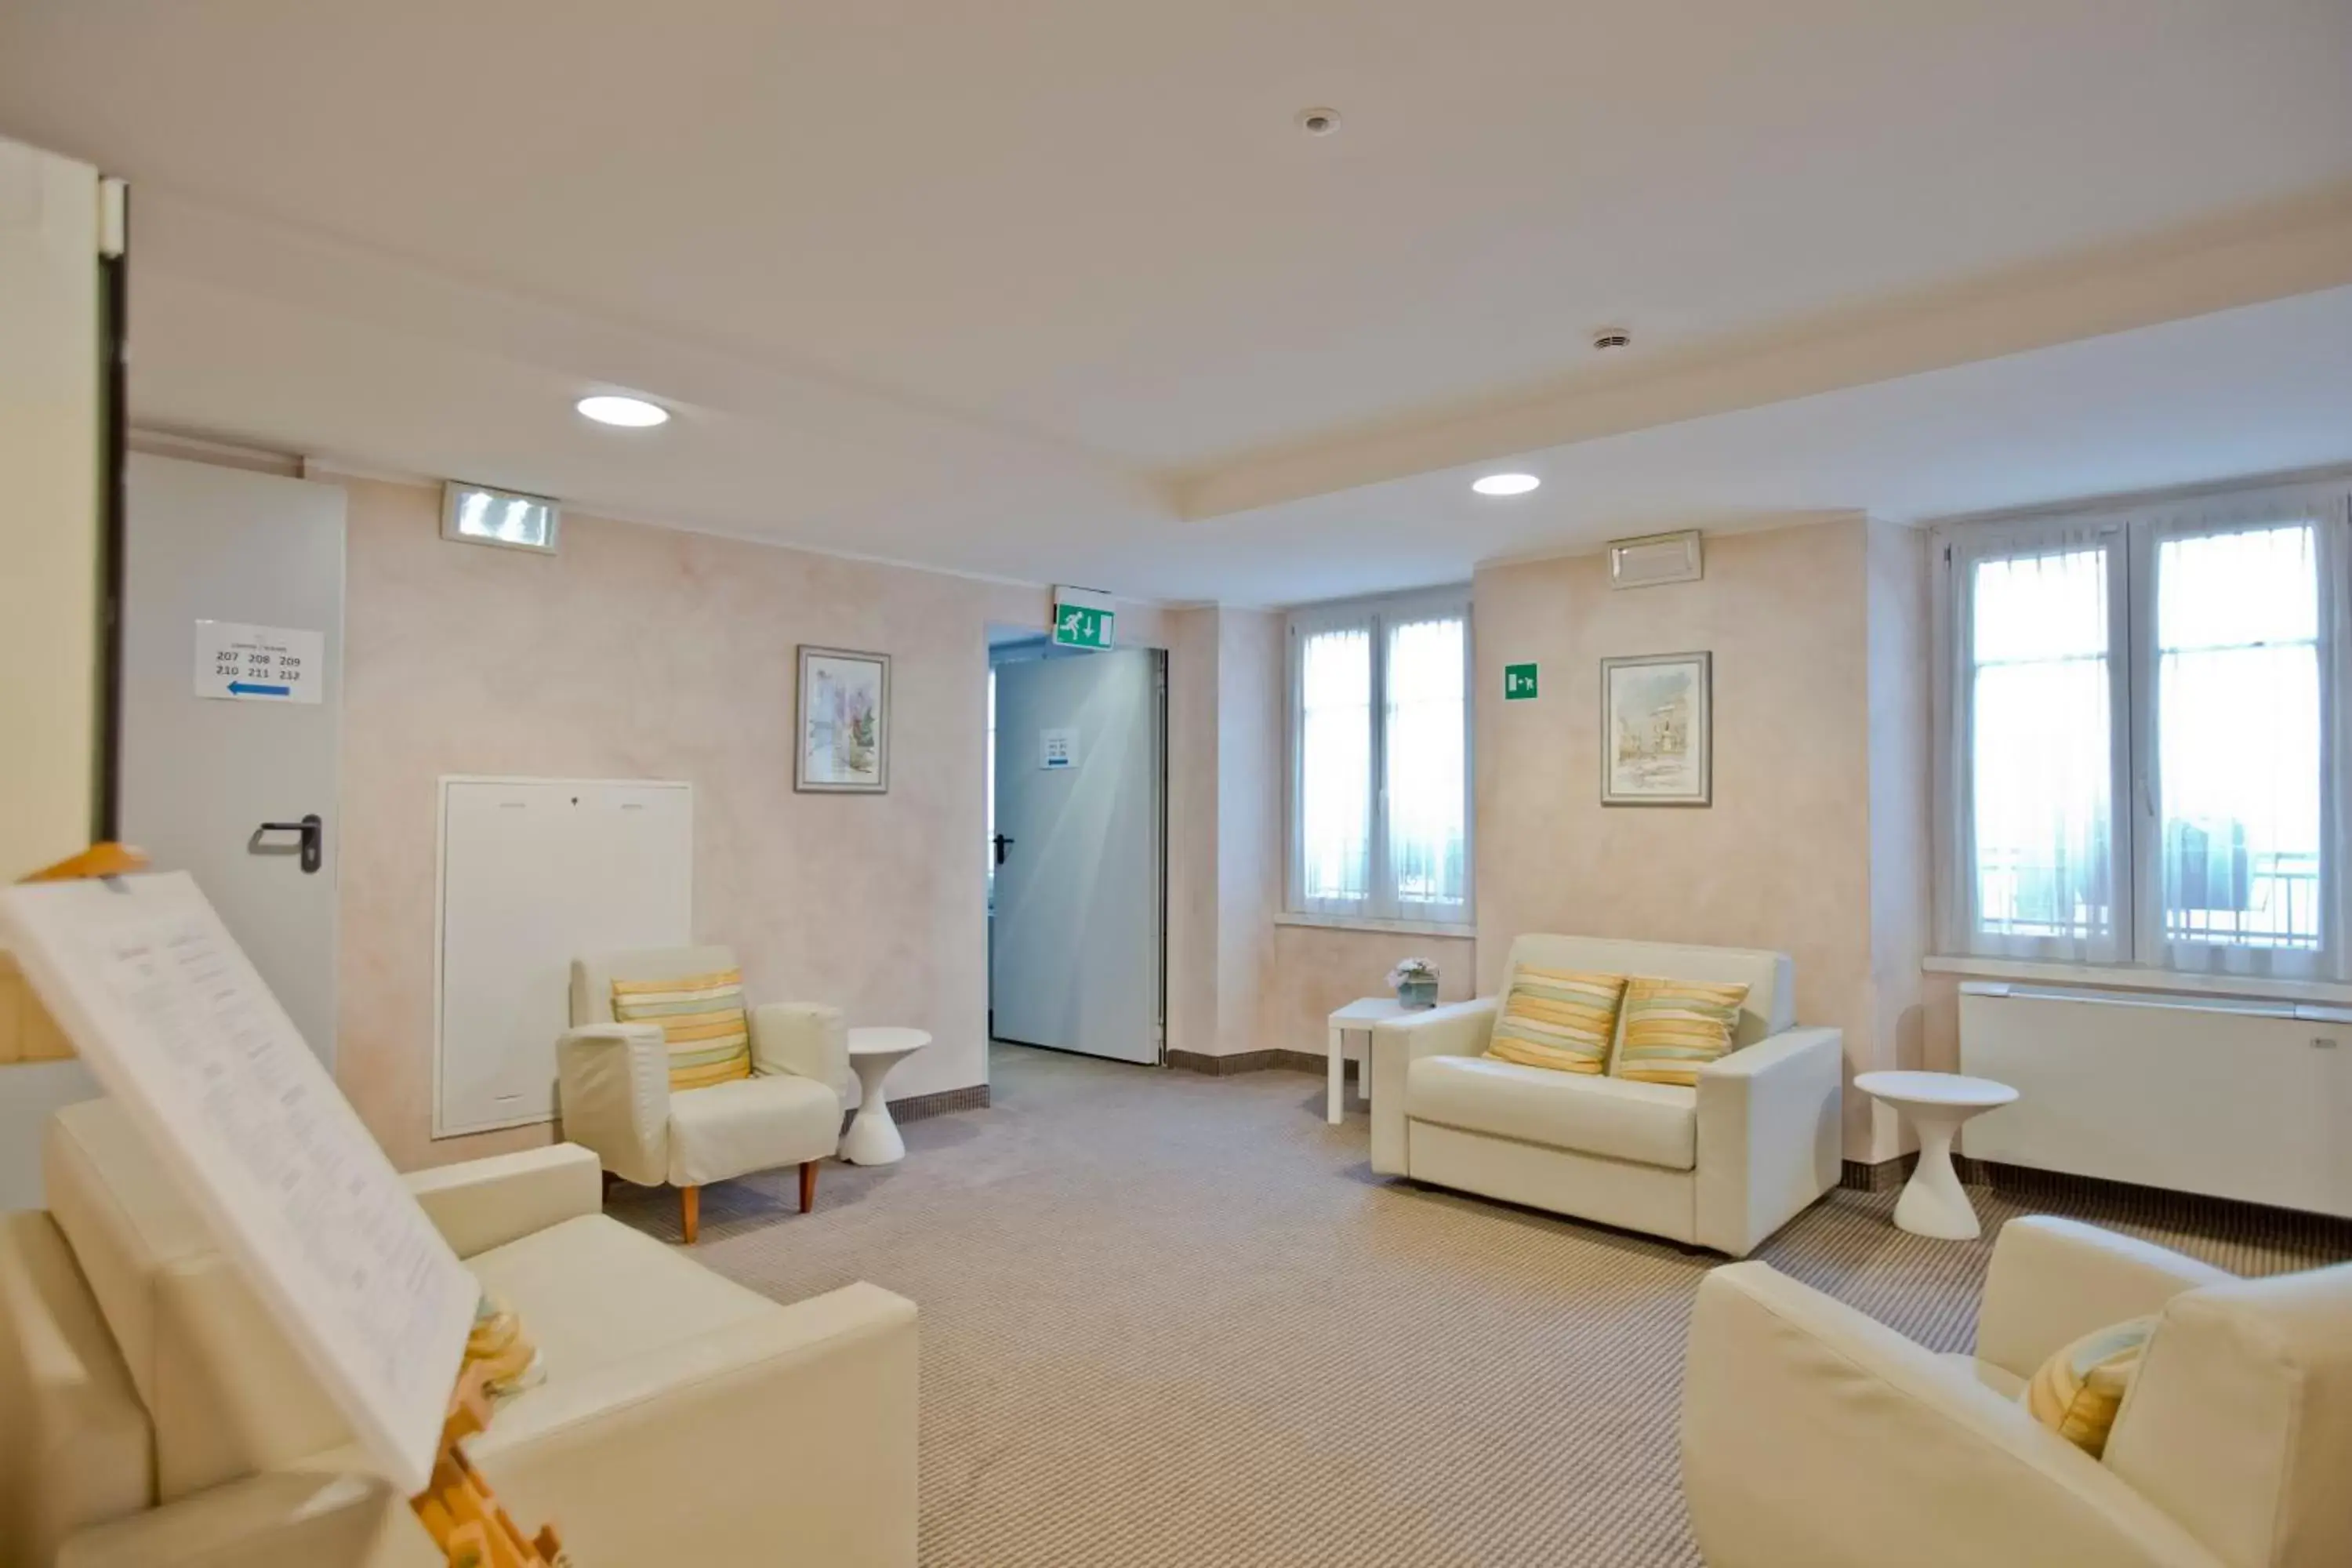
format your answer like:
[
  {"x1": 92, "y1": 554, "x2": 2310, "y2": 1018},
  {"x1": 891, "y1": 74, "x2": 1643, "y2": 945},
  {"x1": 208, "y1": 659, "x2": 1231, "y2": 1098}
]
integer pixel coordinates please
[{"x1": 1327, "y1": 996, "x2": 1416, "y2": 1124}]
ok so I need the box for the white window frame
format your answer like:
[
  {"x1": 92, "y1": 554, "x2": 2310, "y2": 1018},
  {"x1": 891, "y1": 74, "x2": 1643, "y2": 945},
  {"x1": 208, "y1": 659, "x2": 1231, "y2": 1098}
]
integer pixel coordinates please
[
  {"x1": 1285, "y1": 587, "x2": 1474, "y2": 927},
  {"x1": 1933, "y1": 475, "x2": 2352, "y2": 984}
]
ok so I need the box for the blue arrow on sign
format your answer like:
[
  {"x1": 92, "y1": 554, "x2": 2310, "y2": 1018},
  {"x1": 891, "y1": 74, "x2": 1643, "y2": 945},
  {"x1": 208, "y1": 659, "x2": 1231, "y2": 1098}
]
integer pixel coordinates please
[{"x1": 227, "y1": 681, "x2": 291, "y2": 697}]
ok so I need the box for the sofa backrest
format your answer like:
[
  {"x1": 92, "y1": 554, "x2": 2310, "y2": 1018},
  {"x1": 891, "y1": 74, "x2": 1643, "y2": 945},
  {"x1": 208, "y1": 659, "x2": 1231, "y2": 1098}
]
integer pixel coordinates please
[
  {"x1": 2103, "y1": 1261, "x2": 2352, "y2": 1568},
  {"x1": 0, "y1": 1209, "x2": 153, "y2": 1568},
  {"x1": 42, "y1": 1099, "x2": 352, "y2": 1504},
  {"x1": 571, "y1": 944, "x2": 741, "y2": 1026},
  {"x1": 1501, "y1": 935, "x2": 1795, "y2": 1047}
]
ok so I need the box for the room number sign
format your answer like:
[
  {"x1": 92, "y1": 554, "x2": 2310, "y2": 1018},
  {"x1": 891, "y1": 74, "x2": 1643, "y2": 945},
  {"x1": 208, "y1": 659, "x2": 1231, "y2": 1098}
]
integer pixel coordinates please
[{"x1": 194, "y1": 619, "x2": 325, "y2": 703}]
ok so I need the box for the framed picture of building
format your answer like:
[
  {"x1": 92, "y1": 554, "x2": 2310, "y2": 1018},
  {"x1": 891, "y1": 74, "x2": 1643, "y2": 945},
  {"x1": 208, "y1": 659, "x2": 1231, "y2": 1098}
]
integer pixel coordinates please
[
  {"x1": 1600, "y1": 652, "x2": 1711, "y2": 806},
  {"x1": 796, "y1": 646, "x2": 891, "y2": 793}
]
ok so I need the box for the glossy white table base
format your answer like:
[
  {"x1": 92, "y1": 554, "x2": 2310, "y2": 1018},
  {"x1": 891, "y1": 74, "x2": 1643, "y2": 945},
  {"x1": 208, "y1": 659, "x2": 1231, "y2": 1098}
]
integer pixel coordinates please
[
  {"x1": 1891, "y1": 1109, "x2": 1986, "y2": 1240},
  {"x1": 1856, "y1": 1071, "x2": 2019, "y2": 1241},
  {"x1": 842, "y1": 1028, "x2": 929, "y2": 1166}
]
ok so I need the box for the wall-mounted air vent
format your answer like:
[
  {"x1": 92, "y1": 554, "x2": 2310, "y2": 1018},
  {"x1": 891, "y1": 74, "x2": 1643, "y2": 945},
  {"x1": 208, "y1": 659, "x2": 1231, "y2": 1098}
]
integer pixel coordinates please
[{"x1": 1607, "y1": 529, "x2": 1703, "y2": 589}]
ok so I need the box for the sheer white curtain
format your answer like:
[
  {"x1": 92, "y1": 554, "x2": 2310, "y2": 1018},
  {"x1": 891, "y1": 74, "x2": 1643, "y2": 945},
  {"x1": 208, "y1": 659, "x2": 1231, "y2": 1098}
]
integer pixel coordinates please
[
  {"x1": 1288, "y1": 593, "x2": 1470, "y2": 922},
  {"x1": 1384, "y1": 614, "x2": 1468, "y2": 917},
  {"x1": 1940, "y1": 484, "x2": 2351, "y2": 981},
  {"x1": 1953, "y1": 530, "x2": 2126, "y2": 962},
  {"x1": 2151, "y1": 510, "x2": 2339, "y2": 978},
  {"x1": 1295, "y1": 622, "x2": 1372, "y2": 912}
]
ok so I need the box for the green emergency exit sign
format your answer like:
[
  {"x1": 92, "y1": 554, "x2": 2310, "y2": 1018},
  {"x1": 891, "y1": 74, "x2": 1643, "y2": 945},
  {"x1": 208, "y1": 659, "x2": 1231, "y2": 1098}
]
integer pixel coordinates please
[
  {"x1": 1504, "y1": 662, "x2": 1539, "y2": 700},
  {"x1": 1053, "y1": 603, "x2": 1114, "y2": 650}
]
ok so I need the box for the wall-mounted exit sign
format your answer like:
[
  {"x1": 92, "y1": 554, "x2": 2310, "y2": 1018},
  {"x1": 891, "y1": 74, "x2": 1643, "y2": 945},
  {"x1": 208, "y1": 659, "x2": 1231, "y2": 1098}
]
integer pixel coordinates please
[
  {"x1": 1052, "y1": 586, "x2": 1116, "y2": 650},
  {"x1": 1504, "y1": 662, "x2": 1539, "y2": 700}
]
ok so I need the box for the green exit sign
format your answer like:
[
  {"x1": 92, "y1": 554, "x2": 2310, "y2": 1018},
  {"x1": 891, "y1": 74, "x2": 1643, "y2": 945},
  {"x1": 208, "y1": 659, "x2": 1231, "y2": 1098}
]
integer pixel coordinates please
[
  {"x1": 1504, "y1": 662, "x2": 1539, "y2": 700},
  {"x1": 1053, "y1": 603, "x2": 1114, "y2": 649}
]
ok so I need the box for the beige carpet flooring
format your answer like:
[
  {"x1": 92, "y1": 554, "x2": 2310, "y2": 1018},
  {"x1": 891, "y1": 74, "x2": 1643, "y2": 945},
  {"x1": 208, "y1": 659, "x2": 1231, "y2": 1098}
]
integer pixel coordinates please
[{"x1": 609, "y1": 1044, "x2": 2348, "y2": 1566}]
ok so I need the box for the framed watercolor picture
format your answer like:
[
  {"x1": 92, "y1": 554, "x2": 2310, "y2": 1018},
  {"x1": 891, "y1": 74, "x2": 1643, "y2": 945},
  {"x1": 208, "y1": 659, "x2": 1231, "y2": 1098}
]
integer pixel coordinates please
[
  {"x1": 797, "y1": 646, "x2": 891, "y2": 793},
  {"x1": 1600, "y1": 652, "x2": 1711, "y2": 806}
]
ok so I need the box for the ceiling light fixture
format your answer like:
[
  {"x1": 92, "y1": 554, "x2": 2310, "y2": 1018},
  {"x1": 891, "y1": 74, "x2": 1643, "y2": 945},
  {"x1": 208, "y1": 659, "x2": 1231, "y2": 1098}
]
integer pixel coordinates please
[
  {"x1": 575, "y1": 394, "x2": 670, "y2": 428},
  {"x1": 1296, "y1": 107, "x2": 1341, "y2": 136},
  {"x1": 1472, "y1": 472, "x2": 1541, "y2": 497}
]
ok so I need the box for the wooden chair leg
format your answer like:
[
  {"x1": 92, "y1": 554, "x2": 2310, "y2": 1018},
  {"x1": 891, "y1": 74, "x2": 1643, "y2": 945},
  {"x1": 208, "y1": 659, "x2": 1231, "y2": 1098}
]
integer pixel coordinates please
[
  {"x1": 799, "y1": 1160, "x2": 818, "y2": 1214},
  {"x1": 680, "y1": 1185, "x2": 700, "y2": 1244}
]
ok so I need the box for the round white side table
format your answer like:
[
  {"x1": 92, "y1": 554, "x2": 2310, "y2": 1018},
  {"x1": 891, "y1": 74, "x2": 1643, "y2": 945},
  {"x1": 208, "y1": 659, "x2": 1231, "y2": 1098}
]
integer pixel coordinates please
[
  {"x1": 841, "y1": 1027, "x2": 931, "y2": 1166},
  {"x1": 1854, "y1": 1070, "x2": 2018, "y2": 1240}
]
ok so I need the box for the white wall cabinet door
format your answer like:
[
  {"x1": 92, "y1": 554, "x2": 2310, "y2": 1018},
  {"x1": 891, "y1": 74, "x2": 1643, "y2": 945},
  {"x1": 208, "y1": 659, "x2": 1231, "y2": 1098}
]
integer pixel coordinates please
[{"x1": 436, "y1": 779, "x2": 691, "y2": 1137}]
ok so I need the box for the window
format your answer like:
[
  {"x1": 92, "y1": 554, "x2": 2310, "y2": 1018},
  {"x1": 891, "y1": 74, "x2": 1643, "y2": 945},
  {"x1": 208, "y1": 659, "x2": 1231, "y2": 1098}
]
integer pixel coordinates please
[
  {"x1": 1288, "y1": 591, "x2": 1471, "y2": 924},
  {"x1": 1938, "y1": 481, "x2": 2350, "y2": 982}
]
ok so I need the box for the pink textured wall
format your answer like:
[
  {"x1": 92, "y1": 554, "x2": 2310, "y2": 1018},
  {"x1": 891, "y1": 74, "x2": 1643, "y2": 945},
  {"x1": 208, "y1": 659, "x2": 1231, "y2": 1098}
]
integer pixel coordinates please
[
  {"x1": 1472, "y1": 517, "x2": 1913, "y2": 1158},
  {"x1": 336, "y1": 478, "x2": 1203, "y2": 1168},
  {"x1": 1262, "y1": 927, "x2": 1478, "y2": 1056}
]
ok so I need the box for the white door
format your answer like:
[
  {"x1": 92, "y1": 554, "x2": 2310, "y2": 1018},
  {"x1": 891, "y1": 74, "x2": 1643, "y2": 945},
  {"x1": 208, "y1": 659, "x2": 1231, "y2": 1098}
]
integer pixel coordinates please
[
  {"x1": 121, "y1": 453, "x2": 345, "y2": 1064},
  {"x1": 990, "y1": 648, "x2": 1163, "y2": 1063}
]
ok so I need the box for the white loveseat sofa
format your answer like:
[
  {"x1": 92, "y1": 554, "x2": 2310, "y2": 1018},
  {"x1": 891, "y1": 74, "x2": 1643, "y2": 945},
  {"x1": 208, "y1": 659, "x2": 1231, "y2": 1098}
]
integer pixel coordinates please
[
  {"x1": 1682, "y1": 1216, "x2": 2352, "y2": 1566},
  {"x1": 1369, "y1": 935, "x2": 1842, "y2": 1256},
  {"x1": 0, "y1": 1100, "x2": 917, "y2": 1567}
]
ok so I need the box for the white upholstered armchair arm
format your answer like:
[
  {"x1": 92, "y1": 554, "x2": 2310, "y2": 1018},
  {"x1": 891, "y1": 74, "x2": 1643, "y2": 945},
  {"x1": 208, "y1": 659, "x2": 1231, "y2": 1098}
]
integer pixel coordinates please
[
  {"x1": 403, "y1": 1144, "x2": 604, "y2": 1260},
  {"x1": 1693, "y1": 1025, "x2": 1842, "y2": 1257},
  {"x1": 1369, "y1": 997, "x2": 1498, "y2": 1174},
  {"x1": 1973, "y1": 1216, "x2": 2234, "y2": 1384},
  {"x1": 1681, "y1": 1262, "x2": 2225, "y2": 1568},
  {"x1": 750, "y1": 1002, "x2": 850, "y2": 1101},
  {"x1": 554, "y1": 1024, "x2": 671, "y2": 1188},
  {"x1": 473, "y1": 1282, "x2": 918, "y2": 1568}
]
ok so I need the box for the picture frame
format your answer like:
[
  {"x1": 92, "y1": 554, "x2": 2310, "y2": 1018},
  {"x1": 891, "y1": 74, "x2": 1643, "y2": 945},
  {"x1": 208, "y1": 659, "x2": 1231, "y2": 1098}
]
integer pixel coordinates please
[
  {"x1": 796, "y1": 646, "x2": 891, "y2": 793},
  {"x1": 1600, "y1": 652, "x2": 1711, "y2": 807}
]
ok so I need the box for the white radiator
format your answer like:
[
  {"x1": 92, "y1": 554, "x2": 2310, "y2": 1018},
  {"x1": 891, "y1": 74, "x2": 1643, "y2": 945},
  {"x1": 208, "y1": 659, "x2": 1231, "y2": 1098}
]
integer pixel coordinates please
[{"x1": 1958, "y1": 982, "x2": 2352, "y2": 1218}]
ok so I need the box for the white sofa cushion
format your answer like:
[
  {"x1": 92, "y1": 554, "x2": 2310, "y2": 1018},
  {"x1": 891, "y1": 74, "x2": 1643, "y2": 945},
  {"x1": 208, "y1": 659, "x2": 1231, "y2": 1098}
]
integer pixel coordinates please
[
  {"x1": 1406, "y1": 1055, "x2": 1697, "y2": 1171},
  {"x1": 665, "y1": 1072, "x2": 840, "y2": 1188},
  {"x1": 465, "y1": 1214, "x2": 775, "y2": 1379},
  {"x1": 1503, "y1": 935, "x2": 1793, "y2": 1047}
]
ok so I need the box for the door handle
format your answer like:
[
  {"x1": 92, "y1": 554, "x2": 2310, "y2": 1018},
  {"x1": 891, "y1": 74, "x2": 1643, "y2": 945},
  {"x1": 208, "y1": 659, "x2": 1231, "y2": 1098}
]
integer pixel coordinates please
[
  {"x1": 256, "y1": 814, "x2": 324, "y2": 874},
  {"x1": 992, "y1": 833, "x2": 1015, "y2": 867}
]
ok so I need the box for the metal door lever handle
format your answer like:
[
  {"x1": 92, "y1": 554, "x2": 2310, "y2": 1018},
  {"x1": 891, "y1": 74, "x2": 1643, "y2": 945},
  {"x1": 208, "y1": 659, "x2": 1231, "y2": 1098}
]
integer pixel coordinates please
[{"x1": 256, "y1": 814, "x2": 324, "y2": 874}]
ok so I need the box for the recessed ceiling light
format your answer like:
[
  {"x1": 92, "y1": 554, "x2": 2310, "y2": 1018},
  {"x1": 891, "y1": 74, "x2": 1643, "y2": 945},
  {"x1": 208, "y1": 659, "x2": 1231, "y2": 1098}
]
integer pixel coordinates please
[
  {"x1": 1296, "y1": 107, "x2": 1341, "y2": 136},
  {"x1": 1472, "y1": 473, "x2": 1541, "y2": 497},
  {"x1": 575, "y1": 394, "x2": 670, "y2": 428}
]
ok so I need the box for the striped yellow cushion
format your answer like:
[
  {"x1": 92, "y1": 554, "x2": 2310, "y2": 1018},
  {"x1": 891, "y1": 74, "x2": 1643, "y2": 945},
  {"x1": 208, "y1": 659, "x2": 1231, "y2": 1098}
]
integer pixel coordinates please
[
  {"x1": 1610, "y1": 976, "x2": 1749, "y2": 1085},
  {"x1": 2025, "y1": 1316, "x2": 2154, "y2": 1458},
  {"x1": 611, "y1": 968, "x2": 753, "y2": 1093},
  {"x1": 1485, "y1": 967, "x2": 1628, "y2": 1075}
]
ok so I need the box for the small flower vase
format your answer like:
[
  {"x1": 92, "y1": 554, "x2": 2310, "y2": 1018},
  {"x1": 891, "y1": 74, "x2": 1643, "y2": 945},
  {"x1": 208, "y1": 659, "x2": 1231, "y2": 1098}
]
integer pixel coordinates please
[{"x1": 1396, "y1": 977, "x2": 1438, "y2": 1010}]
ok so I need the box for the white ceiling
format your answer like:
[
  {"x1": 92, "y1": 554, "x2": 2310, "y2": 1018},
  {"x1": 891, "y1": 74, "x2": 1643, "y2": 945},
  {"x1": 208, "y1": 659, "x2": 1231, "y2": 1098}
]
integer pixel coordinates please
[{"x1": 4, "y1": 2, "x2": 2350, "y2": 604}]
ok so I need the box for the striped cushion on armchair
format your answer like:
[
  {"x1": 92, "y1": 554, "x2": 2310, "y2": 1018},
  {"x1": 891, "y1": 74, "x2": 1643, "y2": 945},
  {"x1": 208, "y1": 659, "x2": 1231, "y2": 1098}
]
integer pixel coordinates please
[{"x1": 611, "y1": 968, "x2": 754, "y2": 1091}]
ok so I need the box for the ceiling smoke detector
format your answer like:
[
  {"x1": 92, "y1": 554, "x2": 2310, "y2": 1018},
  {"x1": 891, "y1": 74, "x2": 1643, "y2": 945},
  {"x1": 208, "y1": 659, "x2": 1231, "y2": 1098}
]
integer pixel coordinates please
[
  {"x1": 1592, "y1": 327, "x2": 1632, "y2": 352},
  {"x1": 1296, "y1": 107, "x2": 1341, "y2": 136}
]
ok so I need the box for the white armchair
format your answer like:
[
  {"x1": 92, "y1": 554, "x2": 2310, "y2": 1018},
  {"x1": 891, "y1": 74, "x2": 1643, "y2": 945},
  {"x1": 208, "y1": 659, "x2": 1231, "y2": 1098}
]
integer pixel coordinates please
[
  {"x1": 1682, "y1": 1215, "x2": 2352, "y2": 1567},
  {"x1": 1368, "y1": 935, "x2": 1842, "y2": 1256},
  {"x1": 557, "y1": 946, "x2": 848, "y2": 1242}
]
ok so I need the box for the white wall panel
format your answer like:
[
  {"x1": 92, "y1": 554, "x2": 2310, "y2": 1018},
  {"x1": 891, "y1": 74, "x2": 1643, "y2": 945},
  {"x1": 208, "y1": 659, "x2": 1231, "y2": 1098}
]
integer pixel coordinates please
[{"x1": 435, "y1": 778, "x2": 691, "y2": 1136}]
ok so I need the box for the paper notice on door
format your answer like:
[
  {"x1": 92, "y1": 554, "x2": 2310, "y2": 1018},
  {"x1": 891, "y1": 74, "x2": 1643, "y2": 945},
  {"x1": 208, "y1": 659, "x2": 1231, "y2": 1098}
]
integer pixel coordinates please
[
  {"x1": 1040, "y1": 727, "x2": 1077, "y2": 769},
  {"x1": 194, "y1": 620, "x2": 324, "y2": 703},
  {"x1": 0, "y1": 872, "x2": 474, "y2": 1497}
]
